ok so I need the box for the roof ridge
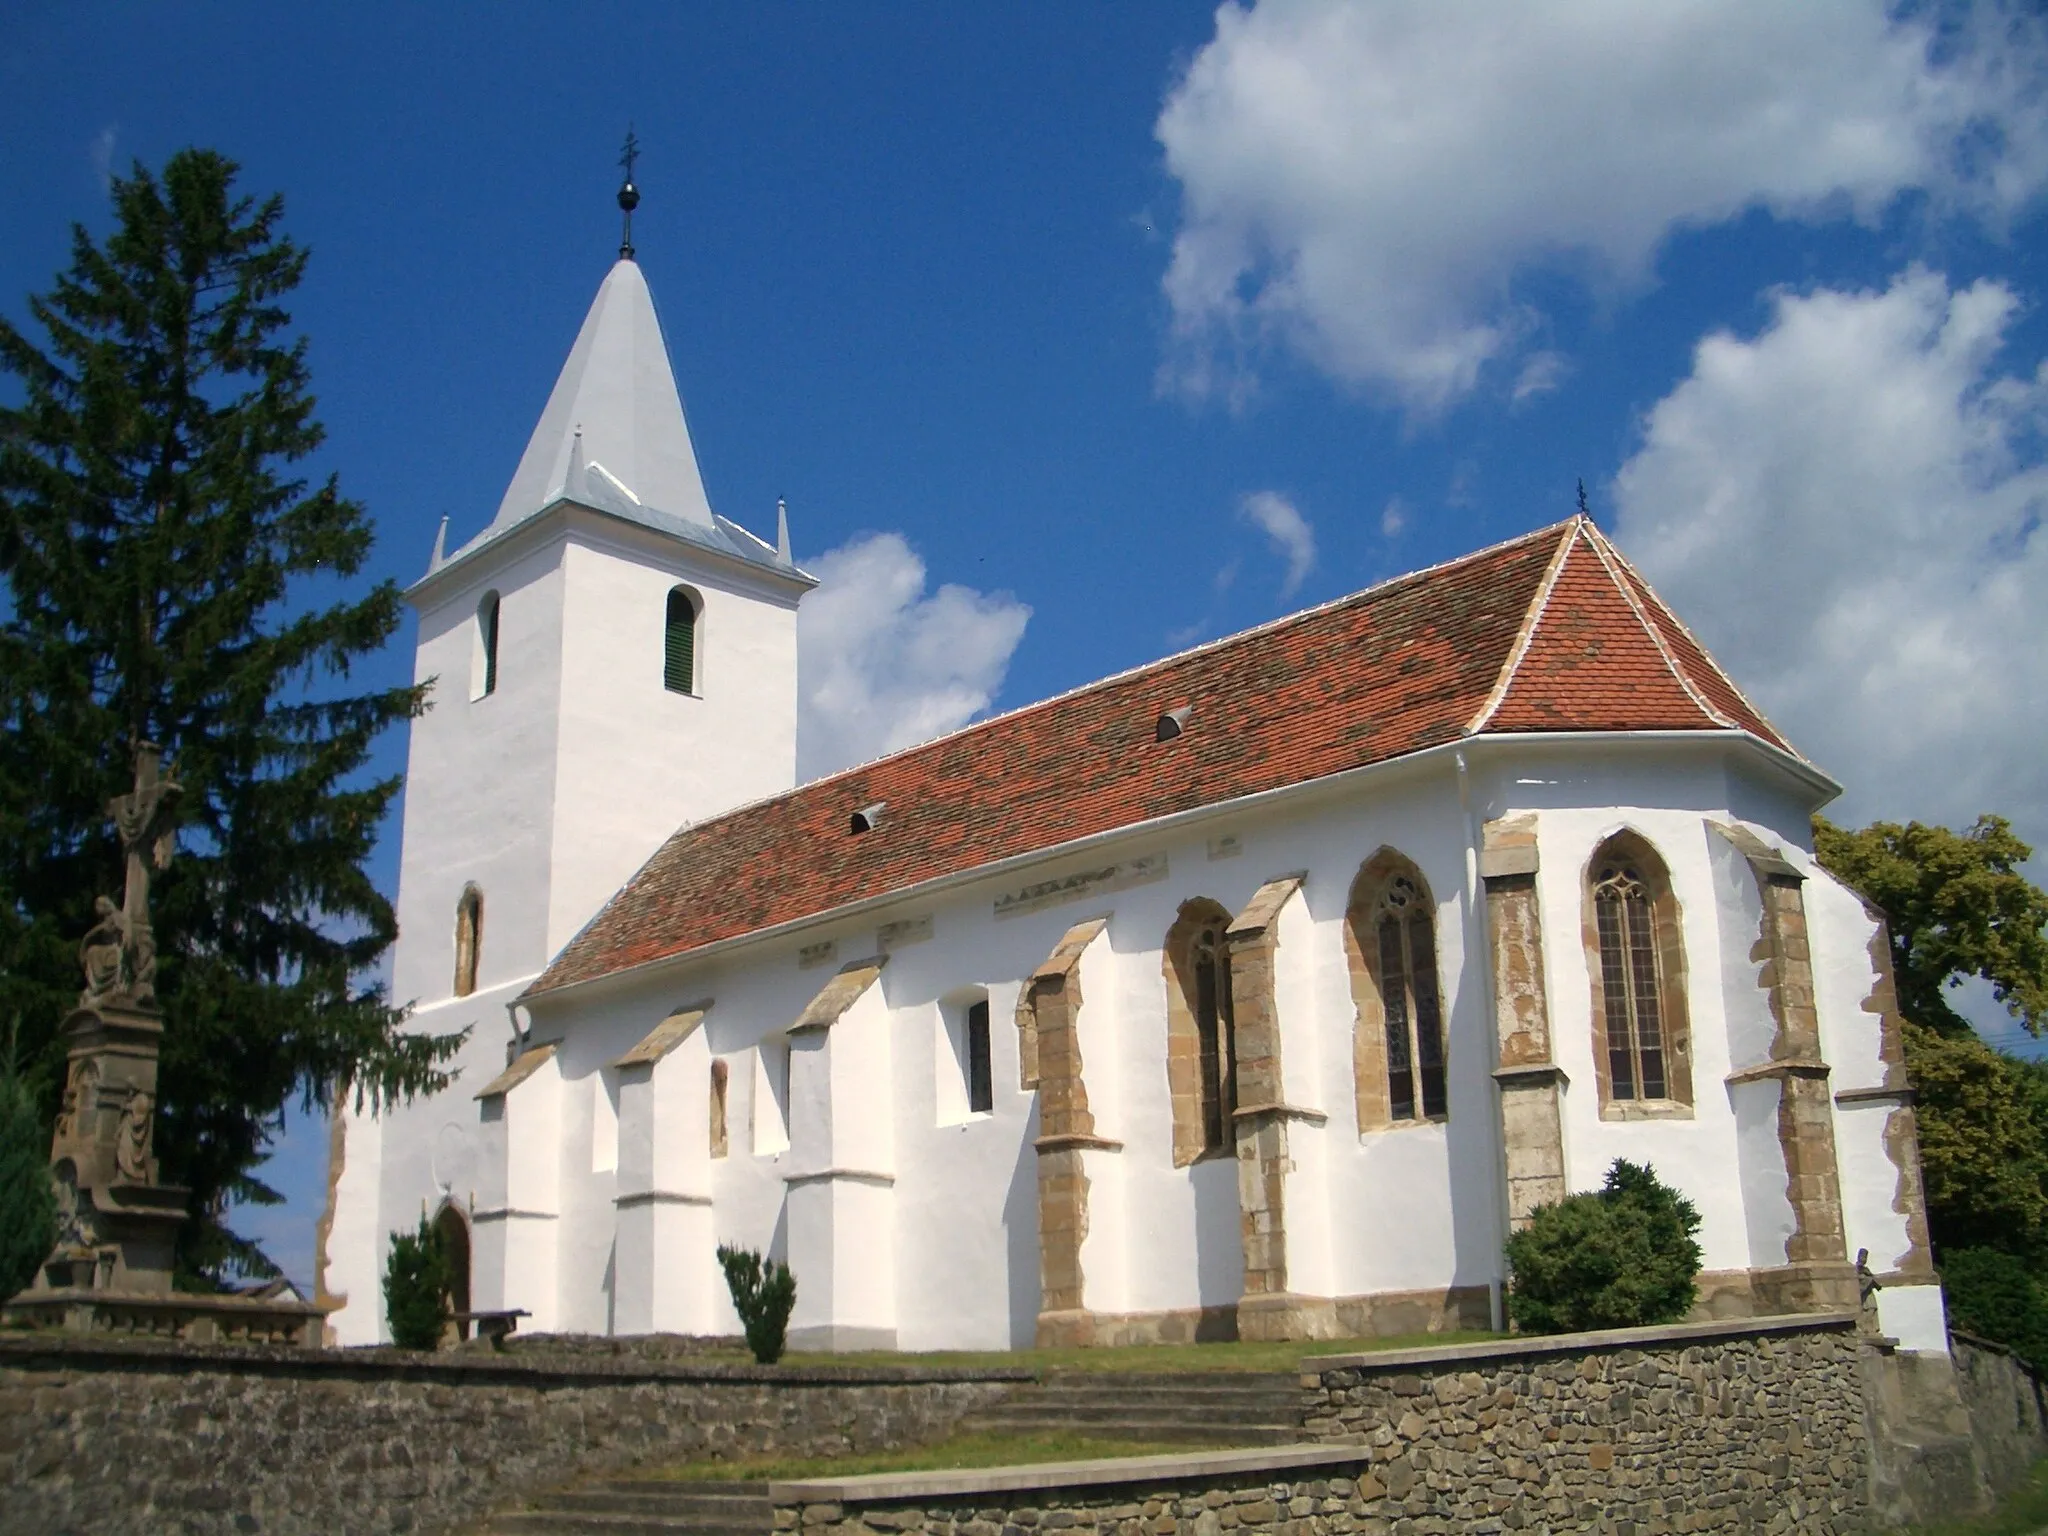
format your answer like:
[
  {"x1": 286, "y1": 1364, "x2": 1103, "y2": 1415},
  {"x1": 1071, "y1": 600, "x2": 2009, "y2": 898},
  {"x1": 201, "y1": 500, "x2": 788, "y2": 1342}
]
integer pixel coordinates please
[
  {"x1": 1586, "y1": 525, "x2": 1802, "y2": 758},
  {"x1": 652, "y1": 517, "x2": 1584, "y2": 845},
  {"x1": 1464, "y1": 516, "x2": 1583, "y2": 736},
  {"x1": 1575, "y1": 522, "x2": 1731, "y2": 730}
]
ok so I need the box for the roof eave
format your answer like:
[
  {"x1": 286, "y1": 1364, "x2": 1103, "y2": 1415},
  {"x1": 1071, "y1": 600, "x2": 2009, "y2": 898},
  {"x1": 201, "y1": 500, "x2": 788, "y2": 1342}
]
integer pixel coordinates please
[
  {"x1": 406, "y1": 496, "x2": 818, "y2": 608},
  {"x1": 520, "y1": 726, "x2": 1832, "y2": 1013}
]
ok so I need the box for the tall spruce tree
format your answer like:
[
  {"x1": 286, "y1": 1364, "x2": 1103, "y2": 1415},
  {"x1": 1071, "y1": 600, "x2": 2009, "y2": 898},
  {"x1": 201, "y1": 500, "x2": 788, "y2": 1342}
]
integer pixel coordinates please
[{"x1": 0, "y1": 149, "x2": 463, "y2": 1282}]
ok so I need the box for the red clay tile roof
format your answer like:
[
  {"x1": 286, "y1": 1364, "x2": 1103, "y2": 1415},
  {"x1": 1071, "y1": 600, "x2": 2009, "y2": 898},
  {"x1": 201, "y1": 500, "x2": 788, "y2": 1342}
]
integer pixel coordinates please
[{"x1": 527, "y1": 517, "x2": 1793, "y2": 996}]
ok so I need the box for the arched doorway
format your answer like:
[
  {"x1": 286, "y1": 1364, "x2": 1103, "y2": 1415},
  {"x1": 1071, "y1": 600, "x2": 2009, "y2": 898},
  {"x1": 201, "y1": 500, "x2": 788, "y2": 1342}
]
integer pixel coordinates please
[{"x1": 434, "y1": 1203, "x2": 472, "y2": 1343}]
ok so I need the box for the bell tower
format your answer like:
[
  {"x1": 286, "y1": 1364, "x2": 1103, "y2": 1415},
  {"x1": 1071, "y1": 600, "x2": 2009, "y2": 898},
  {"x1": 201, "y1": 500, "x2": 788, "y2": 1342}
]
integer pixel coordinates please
[{"x1": 323, "y1": 158, "x2": 813, "y2": 1344}]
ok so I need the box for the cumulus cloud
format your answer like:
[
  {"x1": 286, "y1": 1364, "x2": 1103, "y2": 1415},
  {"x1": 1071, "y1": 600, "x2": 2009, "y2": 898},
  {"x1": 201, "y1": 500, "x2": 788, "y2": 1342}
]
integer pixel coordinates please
[
  {"x1": 796, "y1": 532, "x2": 1032, "y2": 780},
  {"x1": 1239, "y1": 489, "x2": 1317, "y2": 596},
  {"x1": 1380, "y1": 496, "x2": 1408, "y2": 538},
  {"x1": 1157, "y1": 0, "x2": 2048, "y2": 411},
  {"x1": 1613, "y1": 267, "x2": 2048, "y2": 848}
]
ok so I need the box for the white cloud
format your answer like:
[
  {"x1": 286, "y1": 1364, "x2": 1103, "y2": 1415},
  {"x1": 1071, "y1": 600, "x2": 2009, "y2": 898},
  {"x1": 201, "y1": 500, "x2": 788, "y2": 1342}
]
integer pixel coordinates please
[
  {"x1": 1239, "y1": 489, "x2": 1317, "y2": 597},
  {"x1": 796, "y1": 532, "x2": 1032, "y2": 780},
  {"x1": 89, "y1": 124, "x2": 118, "y2": 190},
  {"x1": 1613, "y1": 267, "x2": 2048, "y2": 848},
  {"x1": 1157, "y1": 0, "x2": 2048, "y2": 411},
  {"x1": 1512, "y1": 351, "x2": 1569, "y2": 406},
  {"x1": 1380, "y1": 496, "x2": 1408, "y2": 538}
]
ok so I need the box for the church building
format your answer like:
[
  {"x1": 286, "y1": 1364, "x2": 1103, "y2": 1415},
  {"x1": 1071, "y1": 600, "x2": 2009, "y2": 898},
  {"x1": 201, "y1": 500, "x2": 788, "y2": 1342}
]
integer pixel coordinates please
[{"x1": 321, "y1": 215, "x2": 1948, "y2": 1360}]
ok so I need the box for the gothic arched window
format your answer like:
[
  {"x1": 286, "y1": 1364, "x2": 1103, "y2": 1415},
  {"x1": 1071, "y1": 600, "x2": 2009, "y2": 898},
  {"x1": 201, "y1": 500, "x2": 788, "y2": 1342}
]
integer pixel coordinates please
[
  {"x1": 473, "y1": 591, "x2": 501, "y2": 701},
  {"x1": 1164, "y1": 899, "x2": 1236, "y2": 1165},
  {"x1": 664, "y1": 586, "x2": 700, "y2": 695},
  {"x1": 453, "y1": 884, "x2": 483, "y2": 998},
  {"x1": 1585, "y1": 831, "x2": 1693, "y2": 1113},
  {"x1": 1346, "y1": 851, "x2": 1447, "y2": 1131}
]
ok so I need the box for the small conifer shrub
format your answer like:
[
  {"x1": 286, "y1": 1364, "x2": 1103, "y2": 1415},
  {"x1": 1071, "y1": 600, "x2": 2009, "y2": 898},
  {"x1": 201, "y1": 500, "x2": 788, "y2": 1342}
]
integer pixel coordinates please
[
  {"x1": 1506, "y1": 1159, "x2": 1703, "y2": 1334},
  {"x1": 717, "y1": 1243, "x2": 797, "y2": 1364},
  {"x1": 384, "y1": 1216, "x2": 452, "y2": 1350},
  {"x1": 0, "y1": 1061, "x2": 56, "y2": 1303}
]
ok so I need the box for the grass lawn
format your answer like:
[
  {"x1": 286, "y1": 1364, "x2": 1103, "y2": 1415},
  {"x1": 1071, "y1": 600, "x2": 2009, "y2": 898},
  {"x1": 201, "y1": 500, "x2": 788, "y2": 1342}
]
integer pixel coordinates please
[
  {"x1": 1889, "y1": 1459, "x2": 2048, "y2": 1535},
  {"x1": 775, "y1": 1329, "x2": 1502, "y2": 1374},
  {"x1": 657, "y1": 1430, "x2": 1195, "y2": 1483}
]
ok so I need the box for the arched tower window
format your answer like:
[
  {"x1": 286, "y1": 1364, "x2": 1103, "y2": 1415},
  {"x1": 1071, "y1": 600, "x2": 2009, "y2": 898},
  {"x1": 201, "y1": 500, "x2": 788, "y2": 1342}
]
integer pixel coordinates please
[
  {"x1": 1585, "y1": 831, "x2": 1693, "y2": 1114},
  {"x1": 472, "y1": 591, "x2": 501, "y2": 701},
  {"x1": 453, "y1": 884, "x2": 483, "y2": 998},
  {"x1": 1163, "y1": 898, "x2": 1236, "y2": 1166},
  {"x1": 664, "y1": 586, "x2": 700, "y2": 694},
  {"x1": 1346, "y1": 850, "x2": 1447, "y2": 1132}
]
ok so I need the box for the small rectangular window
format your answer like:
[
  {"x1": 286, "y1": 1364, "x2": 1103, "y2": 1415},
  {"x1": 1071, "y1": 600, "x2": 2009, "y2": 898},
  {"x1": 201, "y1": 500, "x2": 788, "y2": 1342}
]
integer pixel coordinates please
[{"x1": 966, "y1": 999, "x2": 993, "y2": 1114}]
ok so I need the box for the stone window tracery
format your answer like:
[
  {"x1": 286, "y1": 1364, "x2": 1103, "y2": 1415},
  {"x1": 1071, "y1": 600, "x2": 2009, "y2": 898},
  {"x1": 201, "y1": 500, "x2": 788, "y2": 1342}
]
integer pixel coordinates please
[
  {"x1": 1584, "y1": 831, "x2": 1693, "y2": 1116},
  {"x1": 1164, "y1": 898, "x2": 1236, "y2": 1165},
  {"x1": 1347, "y1": 851, "x2": 1448, "y2": 1132}
]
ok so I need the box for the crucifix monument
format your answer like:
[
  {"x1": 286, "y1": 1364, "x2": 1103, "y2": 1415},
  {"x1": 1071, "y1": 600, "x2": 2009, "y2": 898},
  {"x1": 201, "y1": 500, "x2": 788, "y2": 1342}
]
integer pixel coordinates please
[{"x1": 6, "y1": 743, "x2": 326, "y2": 1345}]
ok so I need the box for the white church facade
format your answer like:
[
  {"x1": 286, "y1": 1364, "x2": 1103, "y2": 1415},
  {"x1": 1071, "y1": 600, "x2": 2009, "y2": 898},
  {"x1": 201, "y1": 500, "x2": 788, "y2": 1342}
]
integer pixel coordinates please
[{"x1": 320, "y1": 243, "x2": 1949, "y2": 1359}]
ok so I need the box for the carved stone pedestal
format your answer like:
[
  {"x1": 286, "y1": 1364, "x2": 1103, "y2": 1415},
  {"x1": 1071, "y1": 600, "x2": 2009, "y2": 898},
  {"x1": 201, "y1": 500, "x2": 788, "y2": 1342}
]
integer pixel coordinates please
[{"x1": 2, "y1": 1002, "x2": 327, "y2": 1348}]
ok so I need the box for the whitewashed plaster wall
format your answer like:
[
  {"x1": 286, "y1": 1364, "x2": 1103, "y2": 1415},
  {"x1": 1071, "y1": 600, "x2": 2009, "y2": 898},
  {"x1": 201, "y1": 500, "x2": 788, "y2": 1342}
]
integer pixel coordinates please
[
  {"x1": 397, "y1": 735, "x2": 1920, "y2": 1354},
  {"x1": 546, "y1": 526, "x2": 802, "y2": 955}
]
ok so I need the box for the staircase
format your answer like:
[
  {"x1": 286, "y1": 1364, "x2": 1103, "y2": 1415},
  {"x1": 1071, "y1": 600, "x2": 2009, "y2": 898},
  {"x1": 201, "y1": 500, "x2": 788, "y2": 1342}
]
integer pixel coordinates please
[
  {"x1": 951, "y1": 1369, "x2": 1304, "y2": 1447},
  {"x1": 485, "y1": 1478, "x2": 769, "y2": 1535},
  {"x1": 481, "y1": 1373, "x2": 1303, "y2": 1533}
]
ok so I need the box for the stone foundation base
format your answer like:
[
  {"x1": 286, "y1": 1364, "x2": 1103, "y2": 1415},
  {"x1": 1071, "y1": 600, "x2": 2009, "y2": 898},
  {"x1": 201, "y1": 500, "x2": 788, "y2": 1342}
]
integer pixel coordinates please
[
  {"x1": 1235, "y1": 1292, "x2": 1341, "y2": 1342},
  {"x1": 1037, "y1": 1285, "x2": 1493, "y2": 1348},
  {"x1": 4, "y1": 1288, "x2": 326, "y2": 1348},
  {"x1": 1692, "y1": 1263, "x2": 1862, "y2": 1320}
]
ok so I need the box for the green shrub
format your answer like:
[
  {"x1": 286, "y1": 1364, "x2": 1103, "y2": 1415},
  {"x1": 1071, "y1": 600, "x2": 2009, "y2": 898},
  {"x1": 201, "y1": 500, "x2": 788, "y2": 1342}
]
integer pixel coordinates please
[
  {"x1": 1942, "y1": 1247, "x2": 2048, "y2": 1370},
  {"x1": 384, "y1": 1216, "x2": 451, "y2": 1350},
  {"x1": 1506, "y1": 1159, "x2": 1703, "y2": 1335},
  {"x1": 0, "y1": 1065, "x2": 56, "y2": 1303},
  {"x1": 718, "y1": 1243, "x2": 797, "y2": 1364}
]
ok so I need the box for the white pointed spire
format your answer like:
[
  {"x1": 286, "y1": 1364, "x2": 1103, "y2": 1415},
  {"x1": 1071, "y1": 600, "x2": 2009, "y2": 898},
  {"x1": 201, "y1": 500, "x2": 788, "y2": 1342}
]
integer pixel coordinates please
[
  {"x1": 490, "y1": 259, "x2": 715, "y2": 533},
  {"x1": 428, "y1": 514, "x2": 449, "y2": 571},
  {"x1": 776, "y1": 497, "x2": 791, "y2": 564}
]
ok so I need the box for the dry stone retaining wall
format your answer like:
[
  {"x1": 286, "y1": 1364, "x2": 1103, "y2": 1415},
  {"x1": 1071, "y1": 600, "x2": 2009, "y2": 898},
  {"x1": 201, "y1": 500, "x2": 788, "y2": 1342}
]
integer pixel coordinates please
[
  {"x1": 0, "y1": 1333, "x2": 1024, "y2": 1536},
  {"x1": 1300, "y1": 1314, "x2": 1870, "y2": 1532}
]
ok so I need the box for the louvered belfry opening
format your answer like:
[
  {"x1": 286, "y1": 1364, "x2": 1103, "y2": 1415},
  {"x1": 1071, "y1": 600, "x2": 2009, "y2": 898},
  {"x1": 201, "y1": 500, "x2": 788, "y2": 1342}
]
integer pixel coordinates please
[{"x1": 664, "y1": 586, "x2": 697, "y2": 694}]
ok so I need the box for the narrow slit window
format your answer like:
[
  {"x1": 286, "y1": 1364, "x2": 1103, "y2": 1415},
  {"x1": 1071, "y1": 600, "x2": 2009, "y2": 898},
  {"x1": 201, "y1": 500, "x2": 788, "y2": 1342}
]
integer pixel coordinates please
[
  {"x1": 453, "y1": 884, "x2": 483, "y2": 998},
  {"x1": 966, "y1": 998, "x2": 993, "y2": 1114},
  {"x1": 664, "y1": 587, "x2": 698, "y2": 694},
  {"x1": 709, "y1": 1060, "x2": 729, "y2": 1158},
  {"x1": 473, "y1": 591, "x2": 501, "y2": 701}
]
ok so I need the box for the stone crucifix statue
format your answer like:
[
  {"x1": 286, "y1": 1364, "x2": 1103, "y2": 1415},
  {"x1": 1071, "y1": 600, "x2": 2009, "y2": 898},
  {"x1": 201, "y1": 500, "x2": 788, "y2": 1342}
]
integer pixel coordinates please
[{"x1": 80, "y1": 742, "x2": 181, "y2": 1010}]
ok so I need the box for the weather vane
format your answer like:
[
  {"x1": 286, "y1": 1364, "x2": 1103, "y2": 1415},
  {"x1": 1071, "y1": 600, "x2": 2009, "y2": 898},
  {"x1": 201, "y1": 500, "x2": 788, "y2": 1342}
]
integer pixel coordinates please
[{"x1": 618, "y1": 126, "x2": 641, "y2": 260}]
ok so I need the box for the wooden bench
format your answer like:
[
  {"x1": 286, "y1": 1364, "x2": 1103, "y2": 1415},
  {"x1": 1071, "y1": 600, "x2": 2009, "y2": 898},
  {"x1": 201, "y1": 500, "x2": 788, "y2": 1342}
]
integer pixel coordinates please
[{"x1": 451, "y1": 1308, "x2": 530, "y2": 1348}]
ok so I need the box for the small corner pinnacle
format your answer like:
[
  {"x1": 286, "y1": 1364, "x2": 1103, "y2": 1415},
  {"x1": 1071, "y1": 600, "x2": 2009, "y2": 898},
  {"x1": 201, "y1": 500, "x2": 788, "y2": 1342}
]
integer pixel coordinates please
[
  {"x1": 428, "y1": 515, "x2": 449, "y2": 571},
  {"x1": 776, "y1": 497, "x2": 792, "y2": 564}
]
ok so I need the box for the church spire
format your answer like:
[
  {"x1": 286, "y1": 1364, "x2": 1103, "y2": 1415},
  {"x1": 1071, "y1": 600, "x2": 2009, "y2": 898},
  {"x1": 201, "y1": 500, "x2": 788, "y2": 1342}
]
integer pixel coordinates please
[{"x1": 617, "y1": 127, "x2": 641, "y2": 260}]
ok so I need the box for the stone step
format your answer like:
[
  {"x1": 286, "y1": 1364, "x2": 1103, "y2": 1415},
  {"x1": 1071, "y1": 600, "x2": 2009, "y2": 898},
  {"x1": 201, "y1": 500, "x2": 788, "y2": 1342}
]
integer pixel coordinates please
[
  {"x1": 530, "y1": 1488, "x2": 765, "y2": 1521},
  {"x1": 486, "y1": 1513, "x2": 725, "y2": 1536},
  {"x1": 964, "y1": 1400, "x2": 1292, "y2": 1426},
  {"x1": 487, "y1": 1479, "x2": 771, "y2": 1535},
  {"x1": 954, "y1": 1413, "x2": 1301, "y2": 1445},
  {"x1": 996, "y1": 1387, "x2": 1302, "y2": 1410}
]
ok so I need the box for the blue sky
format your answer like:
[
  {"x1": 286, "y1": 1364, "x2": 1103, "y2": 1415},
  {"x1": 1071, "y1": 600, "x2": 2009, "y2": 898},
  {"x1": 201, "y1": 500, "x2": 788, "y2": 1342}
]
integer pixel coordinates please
[{"x1": 8, "y1": 2, "x2": 2048, "y2": 1285}]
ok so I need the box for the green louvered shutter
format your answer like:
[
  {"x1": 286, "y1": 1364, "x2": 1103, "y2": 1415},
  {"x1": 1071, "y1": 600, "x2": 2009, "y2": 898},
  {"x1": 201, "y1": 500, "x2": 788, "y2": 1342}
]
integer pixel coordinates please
[{"x1": 664, "y1": 589, "x2": 696, "y2": 693}]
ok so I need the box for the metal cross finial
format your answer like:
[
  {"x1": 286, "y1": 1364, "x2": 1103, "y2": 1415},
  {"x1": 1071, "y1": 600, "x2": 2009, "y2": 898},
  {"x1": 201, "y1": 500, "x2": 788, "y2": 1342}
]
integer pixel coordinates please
[{"x1": 617, "y1": 126, "x2": 642, "y2": 260}]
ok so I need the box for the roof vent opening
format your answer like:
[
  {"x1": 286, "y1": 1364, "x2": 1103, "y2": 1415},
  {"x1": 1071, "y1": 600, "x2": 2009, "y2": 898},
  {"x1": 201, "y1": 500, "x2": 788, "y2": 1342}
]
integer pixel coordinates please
[
  {"x1": 1155, "y1": 707, "x2": 1192, "y2": 742},
  {"x1": 850, "y1": 801, "x2": 888, "y2": 835}
]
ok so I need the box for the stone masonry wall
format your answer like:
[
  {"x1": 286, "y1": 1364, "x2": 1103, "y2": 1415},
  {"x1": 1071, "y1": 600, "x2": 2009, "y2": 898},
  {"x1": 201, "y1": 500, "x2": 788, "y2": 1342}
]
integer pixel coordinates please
[
  {"x1": 0, "y1": 1334, "x2": 1024, "y2": 1536},
  {"x1": 1299, "y1": 1315, "x2": 1871, "y2": 1533}
]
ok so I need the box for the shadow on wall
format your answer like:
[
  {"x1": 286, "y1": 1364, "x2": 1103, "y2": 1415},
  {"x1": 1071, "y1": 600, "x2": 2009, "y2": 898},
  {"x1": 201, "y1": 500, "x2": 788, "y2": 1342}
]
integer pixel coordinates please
[{"x1": 1003, "y1": 1096, "x2": 1041, "y2": 1348}]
